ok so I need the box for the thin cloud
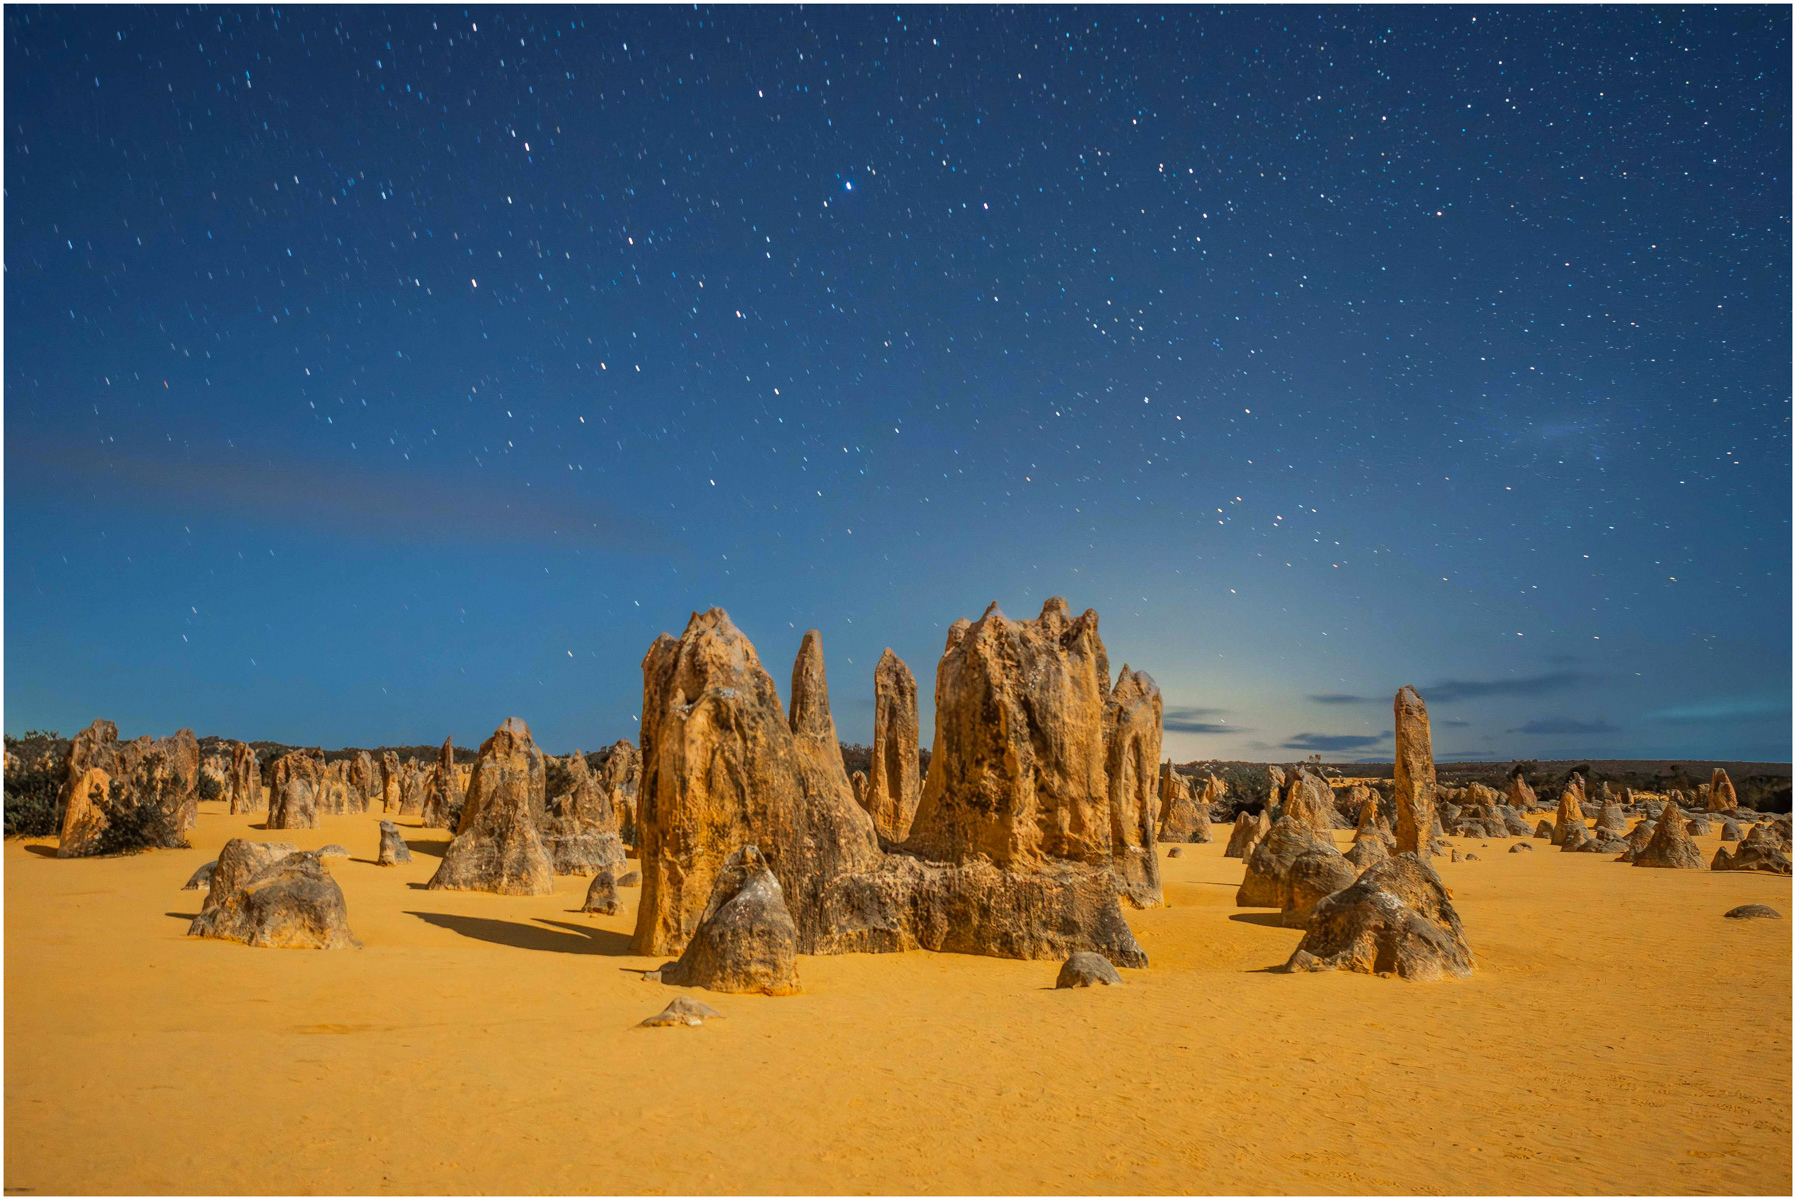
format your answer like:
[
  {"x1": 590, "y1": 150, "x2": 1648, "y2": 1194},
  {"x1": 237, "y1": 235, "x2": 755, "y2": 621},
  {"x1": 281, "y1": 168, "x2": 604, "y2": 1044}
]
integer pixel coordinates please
[
  {"x1": 1425, "y1": 672, "x2": 1584, "y2": 703},
  {"x1": 1164, "y1": 706, "x2": 1241, "y2": 735},
  {"x1": 1308, "y1": 693, "x2": 1371, "y2": 705},
  {"x1": 1510, "y1": 717, "x2": 1616, "y2": 735},
  {"x1": 1283, "y1": 731, "x2": 1389, "y2": 752},
  {"x1": 1646, "y1": 697, "x2": 1791, "y2": 725}
]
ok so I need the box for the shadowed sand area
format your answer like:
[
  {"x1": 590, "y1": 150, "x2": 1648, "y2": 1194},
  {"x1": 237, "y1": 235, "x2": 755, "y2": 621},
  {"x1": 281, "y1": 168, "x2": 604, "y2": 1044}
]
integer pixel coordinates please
[{"x1": 6, "y1": 802, "x2": 1790, "y2": 1195}]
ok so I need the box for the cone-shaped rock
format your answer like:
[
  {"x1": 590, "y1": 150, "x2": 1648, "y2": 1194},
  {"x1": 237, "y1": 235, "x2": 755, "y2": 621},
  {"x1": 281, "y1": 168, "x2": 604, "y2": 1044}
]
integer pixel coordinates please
[
  {"x1": 1283, "y1": 770, "x2": 1337, "y2": 837},
  {"x1": 1224, "y1": 809, "x2": 1271, "y2": 859},
  {"x1": 1506, "y1": 773, "x2": 1537, "y2": 811},
  {"x1": 864, "y1": 648, "x2": 922, "y2": 841},
  {"x1": 1552, "y1": 786, "x2": 1586, "y2": 846},
  {"x1": 427, "y1": 718, "x2": 555, "y2": 895},
  {"x1": 1631, "y1": 801, "x2": 1704, "y2": 870},
  {"x1": 652, "y1": 846, "x2": 801, "y2": 996},
  {"x1": 420, "y1": 737, "x2": 464, "y2": 830},
  {"x1": 1708, "y1": 768, "x2": 1738, "y2": 812},
  {"x1": 1279, "y1": 853, "x2": 1474, "y2": 981},
  {"x1": 581, "y1": 869, "x2": 621, "y2": 915},
  {"x1": 1392, "y1": 687, "x2": 1436, "y2": 858}
]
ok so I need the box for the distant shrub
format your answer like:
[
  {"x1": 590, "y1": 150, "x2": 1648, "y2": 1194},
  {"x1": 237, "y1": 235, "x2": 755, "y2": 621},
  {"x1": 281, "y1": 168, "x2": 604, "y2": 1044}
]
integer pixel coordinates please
[
  {"x1": 3, "y1": 762, "x2": 62, "y2": 837},
  {"x1": 195, "y1": 772, "x2": 223, "y2": 803},
  {"x1": 544, "y1": 758, "x2": 575, "y2": 799}
]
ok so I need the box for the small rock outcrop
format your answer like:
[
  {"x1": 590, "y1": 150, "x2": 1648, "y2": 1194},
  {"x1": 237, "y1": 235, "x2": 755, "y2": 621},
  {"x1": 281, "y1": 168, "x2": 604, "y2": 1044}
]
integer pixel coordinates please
[
  {"x1": 641, "y1": 996, "x2": 724, "y2": 1027},
  {"x1": 377, "y1": 821, "x2": 413, "y2": 865},
  {"x1": 1631, "y1": 802, "x2": 1704, "y2": 870},
  {"x1": 863, "y1": 648, "x2": 922, "y2": 841},
  {"x1": 187, "y1": 839, "x2": 357, "y2": 949},
  {"x1": 1281, "y1": 848, "x2": 1359, "y2": 928},
  {"x1": 1281, "y1": 770, "x2": 1338, "y2": 837},
  {"x1": 1102, "y1": 666, "x2": 1165, "y2": 909},
  {"x1": 581, "y1": 869, "x2": 621, "y2": 915},
  {"x1": 650, "y1": 846, "x2": 801, "y2": 996},
  {"x1": 1509, "y1": 842, "x2": 1532, "y2": 853},
  {"x1": 541, "y1": 750, "x2": 628, "y2": 876},
  {"x1": 266, "y1": 749, "x2": 324, "y2": 831},
  {"x1": 1345, "y1": 836, "x2": 1389, "y2": 871},
  {"x1": 1507, "y1": 773, "x2": 1538, "y2": 811},
  {"x1": 1278, "y1": 854, "x2": 1474, "y2": 981},
  {"x1": 420, "y1": 737, "x2": 464, "y2": 830},
  {"x1": 57, "y1": 720, "x2": 201, "y2": 855},
  {"x1": 1723, "y1": 904, "x2": 1781, "y2": 920},
  {"x1": 227, "y1": 741, "x2": 263, "y2": 814},
  {"x1": 426, "y1": 719, "x2": 555, "y2": 895},
  {"x1": 182, "y1": 861, "x2": 218, "y2": 891},
  {"x1": 1056, "y1": 951, "x2": 1123, "y2": 988},
  {"x1": 1720, "y1": 819, "x2": 1743, "y2": 842},
  {"x1": 1224, "y1": 810, "x2": 1271, "y2": 859},
  {"x1": 1708, "y1": 768, "x2": 1738, "y2": 813},
  {"x1": 1392, "y1": 687, "x2": 1436, "y2": 858}
]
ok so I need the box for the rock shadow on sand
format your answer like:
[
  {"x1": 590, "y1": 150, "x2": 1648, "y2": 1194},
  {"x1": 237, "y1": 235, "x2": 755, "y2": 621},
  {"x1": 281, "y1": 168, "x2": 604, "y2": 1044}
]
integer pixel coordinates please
[
  {"x1": 1227, "y1": 911, "x2": 1291, "y2": 928},
  {"x1": 406, "y1": 911, "x2": 632, "y2": 955}
]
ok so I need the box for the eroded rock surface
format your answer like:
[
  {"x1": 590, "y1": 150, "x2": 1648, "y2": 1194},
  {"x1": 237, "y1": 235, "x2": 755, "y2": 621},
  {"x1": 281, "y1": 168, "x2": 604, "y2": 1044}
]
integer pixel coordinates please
[
  {"x1": 1056, "y1": 951, "x2": 1123, "y2": 988},
  {"x1": 1631, "y1": 802, "x2": 1704, "y2": 870},
  {"x1": 427, "y1": 719, "x2": 555, "y2": 895},
  {"x1": 651, "y1": 846, "x2": 801, "y2": 996},
  {"x1": 377, "y1": 821, "x2": 413, "y2": 866},
  {"x1": 1279, "y1": 853, "x2": 1474, "y2": 981},
  {"x1": 541, "y1": 750, "x2": 628, "y2": 876},
  {"x1": 188, "y1": 838, "x2": 357, "y2": 949},
  {"x1": 864, "y1": 648, "x2": 922, "y2": 841},
  {"x1": 1392, "y1": 687, "x2": 1436, "y2": 858}
]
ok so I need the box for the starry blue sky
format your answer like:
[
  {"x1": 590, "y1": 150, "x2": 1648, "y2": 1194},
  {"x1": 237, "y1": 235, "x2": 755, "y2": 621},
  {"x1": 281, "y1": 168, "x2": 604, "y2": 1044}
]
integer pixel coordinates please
[{"x1": 6, "y1": 6, "x2": 1790, "y2": 762}]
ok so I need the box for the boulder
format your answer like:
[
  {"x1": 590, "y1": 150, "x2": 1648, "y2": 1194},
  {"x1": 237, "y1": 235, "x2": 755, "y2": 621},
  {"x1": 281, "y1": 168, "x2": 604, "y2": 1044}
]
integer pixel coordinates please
[
  {"x1": 1345, "y1": 836, "x2": 1388, "y2": 871},
  {"x1": 1056, "y1": 951, "x2": 1123, "y2": 988},
  {"x1": 863, "y1": 647, "x2": 922, "y2": 841},
  {"x1": 377, "y1": 821, "x2": 412, "y2": 865},
  {"x1": 1632, "y1": 802, "x2": 1705, "y2": 870},
  {"x1": 650, "y1": 846, "x2": 800, "y2": 996},
  {"x1": 1167, "y1": 846, "x2": 1183, "y2": 858},
  {"x1": 426, "y1": 719, "x2": 556, "y2": 895},
  {"x1": 187, "y1": 838, "x2": 357, "y2": 949},
  {"x1": 1509, "y1": 842, "x2": 1532, "y2": 853},
  {"x1": 1720, "y1": 819, "x2": 1743, "y2": 842},
  {"x1": 1237, "y1": 817, "x2": 1339, "y2": 908},
  {"x1": 1685, "y1": 816, "x2": 1712, "y2": 837},
  {"x1": 641, "y1": 996, "x2": 724, "y2": 1027},
  {"x1": 182, "y1": 860, "x2": 218, "y2": 891},
  {"x1": 1559, "y1": 823, "x2": 1592, "y2": 852},
  {"x1": 420, "y1": 737, "x2": 464, "y2": 830},
  {"x1": 317, "y1": 844, "x2": 349, "y2": 859},
  {"x1": 1723, "y1": 904, "x2": 1781, "y2": 920},
  {"x1": 617, "y1": 870, "x2": 641, "y2": 887},
  {"x1": 1280, "y1": 847, "x2": 1359, "y2": 928},
  {"x1": 1278, "y1": 853, "x2": 1475, "y2": 981},
  {"x1": 1101, "y1": 666, "x2": 1164, "y2": 908},
  {"x1": 1224, "y1": 810, "x2": 1270, "y2": 859},
  {"x1": 540, "y1": 749, "x2": 628, "y2": 876},
  {"x1": 1501, "y1": 808, "x2": 1533, "y2": 838},
  {"x1": 1282, "y1": 770, "x2": 1337, "y2": 837},
  {"x1": 581, "y1": 869, "x2": 621, "y2": 915},
  {"x1": 1710, "y1": 824, "x2": 1793, "y2": 875},
  {"x1": 1392, "y1": 687, "x2": 1436, "y2": 858},
  {"x1": 1708, "y1": 768, "x2": 1738, "y2": 813}
]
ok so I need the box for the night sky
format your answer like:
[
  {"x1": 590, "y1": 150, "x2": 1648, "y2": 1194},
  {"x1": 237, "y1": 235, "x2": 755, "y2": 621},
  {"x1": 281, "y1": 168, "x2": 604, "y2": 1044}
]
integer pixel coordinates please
[{"x1": 5, "y1": 6, "x2": 1790, "y2": 763}]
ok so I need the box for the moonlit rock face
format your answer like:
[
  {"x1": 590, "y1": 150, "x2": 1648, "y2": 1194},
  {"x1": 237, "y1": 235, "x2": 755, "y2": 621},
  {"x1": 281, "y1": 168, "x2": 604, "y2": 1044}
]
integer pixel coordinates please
[
  {"x1": 1392, "y1": 687, "x2": 1435, "y2": 859},
  {"x1": 865, "y1": 648, "x2": 922, "y2": 842},
  {"x1": 428, "y1": 718, "x2": 554, "y2": 896}
]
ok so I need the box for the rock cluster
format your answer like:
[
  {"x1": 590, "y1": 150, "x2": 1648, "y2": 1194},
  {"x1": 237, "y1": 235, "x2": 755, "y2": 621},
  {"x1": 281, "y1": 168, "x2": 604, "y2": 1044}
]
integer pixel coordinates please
[
  {"x1": 1631, "y1": 802, "x2": 1704, "y2": 870},
  {"x1": 1157, "y1": 762, "x2": 1213, "y2": 844},
  {"x1": 1279, "y1": 854, "x2": 1475, "y2": 981},
  {"x1": 187, "y1": 839, "x2": 358, "y2": 949},
  {"x1": 57, "y1": 720, "x2": 201, "y2": 856},
  {"x1": 1711, "y1": 823, "x2": 1793, "y2": 875}
]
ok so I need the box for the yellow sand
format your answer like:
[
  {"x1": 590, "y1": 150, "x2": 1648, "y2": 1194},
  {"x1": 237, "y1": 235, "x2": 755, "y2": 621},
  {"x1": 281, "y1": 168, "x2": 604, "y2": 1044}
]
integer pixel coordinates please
[{"x1": 7, "y1": 805, "x2": 1790, "y2": 1196}]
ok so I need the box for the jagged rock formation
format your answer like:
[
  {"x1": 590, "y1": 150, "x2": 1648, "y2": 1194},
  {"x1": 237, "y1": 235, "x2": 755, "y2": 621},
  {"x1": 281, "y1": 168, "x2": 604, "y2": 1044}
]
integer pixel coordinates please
[
  {"x1": 1711, "y1": 824, "x2": 1793, "y2": 875},
  {"x1": 650, "y1": 846, "x2": 800, "y2": 996},
  {"x1": 377, "y1": 820, "x2": 412, "y2": 865},
  {"x1": 1225, "y1": 809, "x2": 1271, "y2": 859},
  {"x1": 1282, "y1": 770, "x2": 1338, "y2": 836},
  {"x1": 348, "y1": 751, "x2": 381, "y2": 811},
  {"x1": 1281, "y1": 847, "x2": 1358, "y2": 928},
  {"x1": 227, "y1": 742, "x2": 262, "y2": 814},
  {"x1": 1507, "y1": 774, "x2": 1538, "y2": 811},
  {"x1": 1159, "y1": 764, "x2": 1214, "y2": 843},
  {"x1": 1102, "y1": 666, "x2": 1164, "y2": 908},
  {"x1": 1279, "y1": 853, "x2": 1475, "y2": 981},
  {"x1": 187, "y1": 839, "x2": 357, "y2": 949},
  {"x1": 397, "y1": 757, "x2": 427, "y2": 817},
  {"x1": 420, "y1": 737, "x2": 464, "y2": 830},
  {"x1": 427, "y1": 719, "x2": 555, "y2": 895},
  {"x1": 1056, "y1": 951, "x2": 1123, "y2": 988},
  {"x1": 581, "y1": 869, "x2": 621, "y2": 915},
  {"x1": 1708, "y1": 768, "x2": 1738, "y2": 813},
  {"x1": 265, "y1": 749, "x2": 324, "y2": 831},
  {"x1": 1550, "y1": 786, "x2": 1586, "y2": 847},
  {"x1": 633, "y1": 612, "x2": 881, "y2": 957},
  {"x1": 540, "y1": 750, "x2": 627, "y2": 876},
  {"x1": 56, "y1": 720, "x2": 200, "y2": 856},
  {"x1": 1237, "y1": 817, "x2": 1340, "y2": 908},
  {"x1": 380, "y1": 750, "x2": 402, "y2": 812},
  {"x1": 1392, "y1": 687, "x2": 1436, "y2": 857},
  {"x1": 1346, "y1": 836, "x2": 1389, "y2": 870},
  {"x1": 863, "y1": 648, "x2": 922, "y2": 841},
  {"x1": 593, "y1": 740, "x2": 642, "y2": 837},
  {"x1": 1631, "y1": 801, "x2": 1704, "y2": 869}
]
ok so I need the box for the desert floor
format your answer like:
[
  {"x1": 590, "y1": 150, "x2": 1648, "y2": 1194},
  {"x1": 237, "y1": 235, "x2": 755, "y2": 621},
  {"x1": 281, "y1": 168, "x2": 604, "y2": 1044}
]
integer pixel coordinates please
[{"x1": 6, "y1": 805, "x2": 1791, "y2": 1196}]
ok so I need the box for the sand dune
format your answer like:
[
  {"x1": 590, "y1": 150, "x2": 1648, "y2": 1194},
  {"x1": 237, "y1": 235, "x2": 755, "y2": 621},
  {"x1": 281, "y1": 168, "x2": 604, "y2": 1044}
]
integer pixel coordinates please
[{"x1": 6, "y1": 803, "x2": 1790, "y2": 1195}]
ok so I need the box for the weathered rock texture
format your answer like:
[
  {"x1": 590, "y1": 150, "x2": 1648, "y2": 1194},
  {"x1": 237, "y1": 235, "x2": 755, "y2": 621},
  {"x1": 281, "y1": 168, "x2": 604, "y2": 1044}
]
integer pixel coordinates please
[
  {"x1": 1392, "y1": 687, "x2": 1436, "y2": 858},
  {"x1": 1056, "y1": 951, "x2": 1123, "y2": 988},
  {"x1": 1101, "y1": 666, "x2": 1164, "y2": 908},
  {"x1": 227, "y1": 742, "x2": 263, "y2": 814},
  {"x1": 1237, "y1": 817, "x2": 1339, "y2": 908},
  {"x1": 1158, "y1": 764, "x2": 1213, "y2": 844},
  {"x1": 427, "y1": 719, "x2": 555, "y2": 895},
  {"x1": 652, "y1": 846, "x2": 801, "y2": 995},
  {"x1": 266, "y1": 749, "x2": 325, "y2": 830},
  {"x1": 56, "y1": 720, "x2": 200, "y2": 856},
  {"x1": 1225, "y1": 809, "x2": 1271, "y2": 859},
  {"x1": 1631, "y1": 802, "x2": 1704, "y2": 870},
  {"x1": 864, "y1": 648, "x2": 922, "y2": 841},
  {"x1": 187, "y1": 839, "x2": 357, "y2": 949},
  {"x1": 1279, "y1": 853, "x2": 1474, "y2": 981},
  {"x1": 380, "y1": 750, "x2": 402, "y2": 811},
  {"x1": 581, "y1": 869, "x2": 620, "y2": 915},
  {"x1": 593, "y1": 740, "x2": 642, "y2": 837},
  {"x1": 1507, "y1": 773, "x2": 1538, "y2": 811},
  {"x1": 1711, "y1": 824, "x2": 1793, "y2": 875},
  {"x1": 377, "y1": 820, "x2": 412, "y2": 865},
  {"x1": 540, "y1": 750, "x2": 627, "y2": 876},
  {"x1": 1708, "y1": 768, "x2": 1738, "y2": 813},
  {"x1": 634, "y1": 601, "x2": 1150, "y2": 969},
  {"x1": 1281, "y1": 847, "x2": 1359, "y2": 928},
  {"x1": 420, "y1": 737, "x2": 464, "y2": 830},
  {"x1": 1282, "y1": 770, "x2": 1338, "y2": 836}
]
